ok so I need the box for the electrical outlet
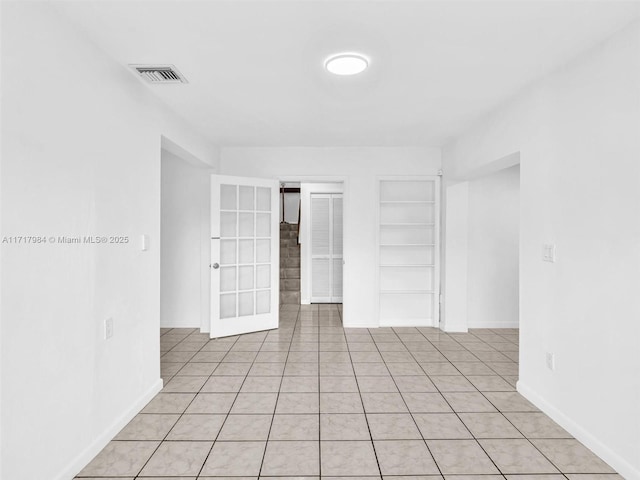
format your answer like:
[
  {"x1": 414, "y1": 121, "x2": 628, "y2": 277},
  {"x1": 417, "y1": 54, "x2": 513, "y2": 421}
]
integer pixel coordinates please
[
  {"x1": 546, "y1": 352, "x2": 555, "y2": 371},
  {"x1": 542, "y1": 244, "x2": 556, "y2": 262},
  {"x1": 105, "y1": 317, "x2": 114, "y2": 340}
]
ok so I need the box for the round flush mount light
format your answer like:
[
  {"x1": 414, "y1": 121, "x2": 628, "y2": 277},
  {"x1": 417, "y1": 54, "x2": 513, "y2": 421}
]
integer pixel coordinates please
[{"x1": 325, "y1": 53, "x2": 369, "y2": 76}]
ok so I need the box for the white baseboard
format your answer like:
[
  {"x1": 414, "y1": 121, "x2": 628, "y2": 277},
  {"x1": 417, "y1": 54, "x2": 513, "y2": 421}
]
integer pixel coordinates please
[
  {"x1": 56, "y1": 378, "x2": 164, "y2": 480},
  {"x1": 441, "y1": 323, "x2": 469, "y2": 333},
  {"x1": 343, "y1": 323, "x2": 378, "y2": 329},
  {"x1": 379, "y1": 318, "x2": 436, "y2": 328},
  {"x1": 160, "y1": 321, "x2": 200, "y2": 328},
  {"x1": 436, "y1": 321, "x2": 469, "y2": 333},
  {"x1": 517, "y1": 381, "x2": 639, "y2": 480},
  {"x1": 468, "y1": 321, "x2": 519, "y2": 329}
]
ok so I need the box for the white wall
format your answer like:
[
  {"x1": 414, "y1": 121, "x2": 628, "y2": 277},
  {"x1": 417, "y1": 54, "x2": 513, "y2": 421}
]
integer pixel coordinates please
[
  {"x1": 443, "y1": 21, "x2": 640, "y2": 479},
  {"x1": 443, "y1": 182, "x2": 469, "y2": 332},
  {"x1": 160, "y1": 150, "x2": 213, "y2": 330},
  {"x1": 467, "y1": 165, "x2": 519, "y2": 328},
  {"x1": 0, "y1": 4, "x2": 219, "y2": 480},
  {"x1": 220, "y1": 147, "x2": 441, "y2": 327}
]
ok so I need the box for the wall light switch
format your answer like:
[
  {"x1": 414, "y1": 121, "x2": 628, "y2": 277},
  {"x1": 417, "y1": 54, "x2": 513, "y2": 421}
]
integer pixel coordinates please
[
  {"x1": 546, "y1": 352, "x2": 555, "y2": 371},
  {"x1": 542, "y1": 244, "x2": 556, "y2": 262},
  {"x1": 105, "y1": 317, "x2": 114, "y2": 340}
]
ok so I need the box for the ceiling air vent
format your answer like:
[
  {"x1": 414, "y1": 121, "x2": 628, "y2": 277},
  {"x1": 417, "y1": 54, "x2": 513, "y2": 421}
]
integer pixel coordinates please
[{"x1": 130, "y1": 65, "x2": 188, "y2": 84}]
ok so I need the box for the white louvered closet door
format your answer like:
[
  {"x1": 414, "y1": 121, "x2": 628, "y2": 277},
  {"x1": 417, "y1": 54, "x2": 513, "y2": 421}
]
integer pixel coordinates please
[{"x1": 311, "y1": 193, "x2": 343, "y2": 303}]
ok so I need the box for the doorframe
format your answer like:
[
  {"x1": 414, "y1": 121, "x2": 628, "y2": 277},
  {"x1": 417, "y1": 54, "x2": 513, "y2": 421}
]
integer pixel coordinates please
[
  {"x1": 159, "y1": 136, "x2": 214, "y2": 334},
  {"x1": 441, "y1": 156, "x2": 521, "y2": 332},
  {"x1": 279, "y1": 176, "x2": 349, "y2": 318}
]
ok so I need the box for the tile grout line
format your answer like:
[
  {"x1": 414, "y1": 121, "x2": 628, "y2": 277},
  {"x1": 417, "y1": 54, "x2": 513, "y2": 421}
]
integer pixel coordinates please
[
  {"x1": 82, "y1": 320, "x2": 615, "y2": 479},
  {"x1": 256, "y1": 303, "x2": 301, "y2": 477},
  {"x1": 413, "y1": 326, "x2": 568, "y2": 477},
  {"x1": 369, "y1": 327, "x2": 445, "y2": 477},
  {"x1": 393, "y1": 326, "x2": 502, "y2": 476},
  {"x1": 133, "y1": 330, "x2": 242, "y2": 479},
  {"x1": 194, "y1": 328, "x2": 271, "y2": 478},
  {"x1": 318, "y1": 304, "x2": 323, "y2": 478}
]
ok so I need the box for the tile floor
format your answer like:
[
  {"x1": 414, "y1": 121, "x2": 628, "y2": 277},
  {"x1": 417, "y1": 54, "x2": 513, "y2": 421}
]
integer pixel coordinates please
[{"x1": 76, "y1": 304, "x2": 621, "y2": 479}]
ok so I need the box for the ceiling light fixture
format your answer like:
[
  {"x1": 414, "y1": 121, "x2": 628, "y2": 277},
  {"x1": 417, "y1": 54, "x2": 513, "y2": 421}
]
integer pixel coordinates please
[{"x1": 325, "y1": 53, "x2": 369, "y2": 76}]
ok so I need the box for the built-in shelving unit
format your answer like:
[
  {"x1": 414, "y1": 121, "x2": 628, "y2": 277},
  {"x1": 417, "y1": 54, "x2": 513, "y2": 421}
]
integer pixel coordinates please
[{"x1": 377, "y1": 178, "x2": 439, "y2": 327}]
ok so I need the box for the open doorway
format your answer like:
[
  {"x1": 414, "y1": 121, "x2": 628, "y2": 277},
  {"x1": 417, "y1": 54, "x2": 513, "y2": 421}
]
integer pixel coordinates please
[
  {"x1": 279, "y1": 181, "x2": 344, "y2": 321},
  {"x1": 466, "y1": 164, "x2": 520, "y2": 329},
  {"x1": 443, "y1": 161, "x2": 520, "y2": 331},
  {"x1": 279, "y1": 183, "x2": 301, "y2": 305},
  {"x1": 159, "y1": 143, "x2": 211, "y2": 333}
]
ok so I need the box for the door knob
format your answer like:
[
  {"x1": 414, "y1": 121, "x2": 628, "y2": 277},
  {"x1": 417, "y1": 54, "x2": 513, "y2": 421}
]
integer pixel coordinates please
[{"x1": 211, "y1": 263, "x2": 220, "y2": 269}]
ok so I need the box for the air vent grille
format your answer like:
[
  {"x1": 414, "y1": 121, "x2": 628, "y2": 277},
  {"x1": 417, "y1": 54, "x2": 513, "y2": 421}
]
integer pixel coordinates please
[{"x1": 130, "y1": 65, "x2": 188, "y2": 84}]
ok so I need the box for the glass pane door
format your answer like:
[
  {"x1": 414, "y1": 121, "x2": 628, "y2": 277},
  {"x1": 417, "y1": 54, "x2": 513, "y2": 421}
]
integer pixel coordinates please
[{"x1": 211, "y1": 175, "x2": 279, "y2": 338}]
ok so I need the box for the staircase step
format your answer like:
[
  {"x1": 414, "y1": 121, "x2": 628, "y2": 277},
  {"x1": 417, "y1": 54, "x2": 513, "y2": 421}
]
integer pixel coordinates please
[
  {"x1": 282, "y1": 279, "x2": 300, "y2": 291},
  {"x1": 284, "y1": 257, "x2": 300, "y2": 268},
  {"x1": 280, "y1": 290, "x2": 300, "y2": 304},
  {"x1": 279, "y1": 223, "x2": 298, "y2": 231},
  {"x1": 280, "y1": 267, "x2": 300, "y2": 279},
  {"x1": 278, "y1": 224, "x2": 300, "y2": 302}
]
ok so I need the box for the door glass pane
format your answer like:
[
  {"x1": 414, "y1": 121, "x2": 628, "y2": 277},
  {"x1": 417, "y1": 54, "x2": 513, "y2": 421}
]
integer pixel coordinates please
[
  {"x1": 256, "y1": 187, "x2": 270, "y2": 211},
  {"x1": 221, "y1": 184, "x2": 237, "y2": 210},
  {"x1": 256, "y1": 264, "x2": 270, "y2": 289},
  {"x1": 238, "y1": 265, "x2": 254, "y2": 291},
  {"x1": 220, "y1": 266, "x2": 236, "y2": 293},
  {"x1": 256, "y1": 239, "x2": 270, "y2": 263},
  {"x1": 256, "y1": 213, "x2": 271, "y2": 237},
  {"x1": 256, "y1": 290, "x2": 270, "y2": 314},
  {"x1": 239, "y1": 186, "x2": 255, "y2": 210},
  {"x1": 239, "y1": 239, "x2": 254, "y2": 264},
  {"x1": 239, "y1": 212, "x2": 254, "y2": 237},
  {"x1": 220, "y1": 293, "x2": 236, "y2": 319},
  {"x1": 220, "y1": 240, "x2": 236, "y2": 265},
  {"x1": 221, "y1": 212, "x2": 237, "y2": 237},
  {"x1": 238, "y1": 292, "x2": 254, "y2": 317}
]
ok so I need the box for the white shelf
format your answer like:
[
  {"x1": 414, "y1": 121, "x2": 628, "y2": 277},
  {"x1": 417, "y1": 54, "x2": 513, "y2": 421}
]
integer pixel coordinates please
[
  {"x1": 380, "y1": 318, "x2": 435, "y2": 327},
  {"x1": 380, "y1": 201, "x2": 435, "y2": 204},
  {"x1": 380, "y1": 264, "x2": 434, "y2": 267},
  {"x1": 380, "y1": 223, "x2": 435, "y2": 227},
  {"x1": 380, "y1": 290, "x2": 434, "y2": 294},
  {"x1": 380, "y1": 243, "x2": 434, "y2": 247}
]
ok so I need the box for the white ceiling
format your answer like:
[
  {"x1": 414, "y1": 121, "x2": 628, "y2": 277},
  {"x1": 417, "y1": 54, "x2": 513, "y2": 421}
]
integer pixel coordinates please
[{"x1": 56, "y1": 1, "x2": 639, "y2": 147}]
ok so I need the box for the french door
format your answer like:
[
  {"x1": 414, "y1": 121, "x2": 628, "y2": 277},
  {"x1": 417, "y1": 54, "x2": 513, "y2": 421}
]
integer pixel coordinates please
[{"x1": 210, "y1": 175, "x2": 279, "y2": 338}]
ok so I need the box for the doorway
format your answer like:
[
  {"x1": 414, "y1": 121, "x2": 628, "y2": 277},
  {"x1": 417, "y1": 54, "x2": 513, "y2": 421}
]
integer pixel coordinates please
[
  {"x1": 443, "y1": 162, "x2": 520, "y2": 331},
  {"x1": 279, "y1": 180, "x2": 344, "y2": 316}
]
